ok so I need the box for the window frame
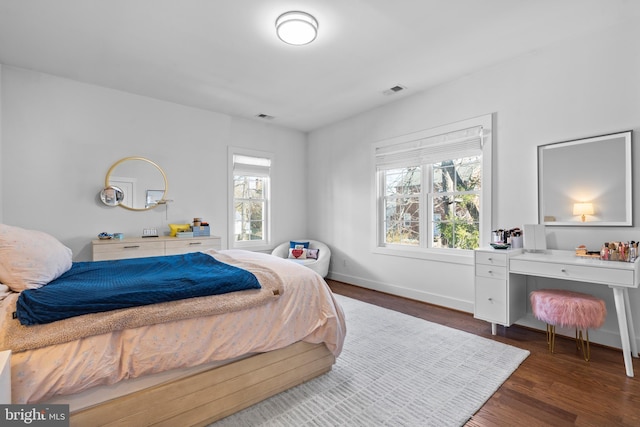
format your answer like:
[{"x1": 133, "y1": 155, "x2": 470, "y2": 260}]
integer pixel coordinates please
[
  {"x1": 228, "y1": 147, "x2": 273, "y2": 251},
  {"x1": 372, "y1": 114, "x2": 493, "y2": 264}
]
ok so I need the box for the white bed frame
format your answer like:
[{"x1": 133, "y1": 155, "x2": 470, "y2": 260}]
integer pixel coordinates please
[{"x1": 68, "y1": 341, "x2": 334, "y2": 426}]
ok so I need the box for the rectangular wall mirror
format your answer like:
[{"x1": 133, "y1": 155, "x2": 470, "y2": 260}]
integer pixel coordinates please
[{"x1": 538, "y1": 130, "x2": 633, "y2": 226}]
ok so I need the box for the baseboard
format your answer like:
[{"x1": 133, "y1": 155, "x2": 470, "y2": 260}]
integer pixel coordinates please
[{"x1": 327, "y1": 271, "x2": 473, "y2": 313}]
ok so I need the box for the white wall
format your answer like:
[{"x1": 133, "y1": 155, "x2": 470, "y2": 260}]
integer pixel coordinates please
[
  {"x1": 308, "y1": 22, "x2": 640, "y2": 348},
  {"x1": 0, "y1": 65, "x2": 308, "y2": 260}
]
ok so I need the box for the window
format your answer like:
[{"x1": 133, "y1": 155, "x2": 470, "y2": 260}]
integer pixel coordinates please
[
  {"x1": 229, "y1": 149, "x2": 272, "y2": 249},
  {"x1": 375, "y1": 115, "x2": 492, "y2": 257}
]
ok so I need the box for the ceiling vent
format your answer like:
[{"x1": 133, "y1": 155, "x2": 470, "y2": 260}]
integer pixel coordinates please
[
  {"x1": 256, "y1": 113, "x2": 275, "y2": 120},
  {"x1": 383, "y1": 85, "x2": 407, "y2": 96}
]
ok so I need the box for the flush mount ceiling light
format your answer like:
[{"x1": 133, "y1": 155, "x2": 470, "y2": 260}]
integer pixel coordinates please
[{"x1": 276, "y1": 11, "x2": 318, "y2": 45}]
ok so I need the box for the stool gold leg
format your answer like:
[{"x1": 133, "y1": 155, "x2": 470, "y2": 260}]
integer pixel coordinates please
[
  {"x1": 546, "y1": 324, "x2": 556, "y2": 353},
  {"x1": 584, "y1": 329, "x2": 591, "y2": 362},
  {"x1": 576, "y1": 329, "x2": 591, "y2": 362}
]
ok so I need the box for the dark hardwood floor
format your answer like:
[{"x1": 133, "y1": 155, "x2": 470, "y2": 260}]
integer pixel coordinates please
[{"x1": 327, "y1": 280, "x2": 640, "y2": 426}]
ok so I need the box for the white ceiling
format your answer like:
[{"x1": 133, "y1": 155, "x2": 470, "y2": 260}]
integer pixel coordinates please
[{"x1": 0, "y1": 0, "x2": 638, "y2": 132}]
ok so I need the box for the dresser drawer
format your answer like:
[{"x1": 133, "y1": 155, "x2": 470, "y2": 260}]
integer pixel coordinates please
[
  {"x1": 92, "y1": 236, "x2": 222, "y2": 260},
  {"x1": 474, "y1": 276, "x2": 507, "y2": 324},
  {"x1": 92, "y1": 241, "x2": 165, "y2": 261},
  {"x1": 475, "y1": 263, "x2": 507, "y2": 280},
  {"x1": 165, "y1": 238, "x2": 221, "y2": 255},
  {"x1": 510, "y1": 259, "x2": 634, "y2": 287},
  {"x1": 475, "y1": 251, "x2": 507, "y2": 267}
]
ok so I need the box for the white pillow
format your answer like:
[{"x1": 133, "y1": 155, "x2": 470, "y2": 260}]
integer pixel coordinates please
[
  {"x1": 288, "y1": 247, "x2": 307, "y2": 259},
  {"x1": 0, "y1": 224, "x2": 73, "y2": 292}
]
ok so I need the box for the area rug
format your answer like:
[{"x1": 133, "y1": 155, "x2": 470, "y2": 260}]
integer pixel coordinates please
[{"x1": 212, "y1": 294, "x2": 530, "y2": 426}]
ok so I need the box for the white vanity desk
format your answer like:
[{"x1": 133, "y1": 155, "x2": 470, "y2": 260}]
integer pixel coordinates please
[{"x1": 474, "y1": 248, "x2": 639, "y2": 377}]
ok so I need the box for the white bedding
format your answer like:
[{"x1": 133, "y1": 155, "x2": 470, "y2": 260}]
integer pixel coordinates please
[{"x1": 0, "y1": 250, "x2": 346, "y2": 405}]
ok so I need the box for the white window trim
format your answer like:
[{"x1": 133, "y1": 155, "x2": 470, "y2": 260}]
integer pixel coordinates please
[
  {"x1": 371, "y1": 114, "x2": 493, "y2": 264},
  {"x1": 228, "y1": 146, "x2": 273, "y2": 252}
]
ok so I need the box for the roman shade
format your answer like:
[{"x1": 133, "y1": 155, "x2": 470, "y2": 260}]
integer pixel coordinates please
[
  {"x1": 375, "y1": 126, "x2": 484, "y2": 169},
  {"x1": 233, "y1": 154, "x2": 271, "y2": 177}
]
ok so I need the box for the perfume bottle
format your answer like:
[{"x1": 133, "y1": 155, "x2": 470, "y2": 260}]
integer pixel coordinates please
[{"x1": 601, "y1": 242, "x2": 609, "y2": 260}]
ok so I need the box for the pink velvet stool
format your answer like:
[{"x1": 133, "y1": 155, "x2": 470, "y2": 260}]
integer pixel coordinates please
[{"x1": 530, "y1": 289, "x2": 606, "y2": 361}]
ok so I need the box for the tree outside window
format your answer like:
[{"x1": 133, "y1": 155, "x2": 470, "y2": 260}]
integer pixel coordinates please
[
  {"x1": 234, "y1": 175, "x2": 266, "y2": 241},
  {"x1": 383, "y1": 167, "x2": 421, "y2": 246},
  {"x1": 432, "y1": 157, "x2": 481, "y2": 250}
]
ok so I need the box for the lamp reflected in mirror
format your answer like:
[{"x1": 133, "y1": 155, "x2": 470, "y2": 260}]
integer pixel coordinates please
[
  {"x1": 573, "y1": 202, "x2": 594, "y2": 222},
  {"x1": 100, "y1": 185, "x2": 125, "y2": 207}
]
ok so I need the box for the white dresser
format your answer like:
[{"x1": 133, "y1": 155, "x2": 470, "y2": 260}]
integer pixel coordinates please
[
  {"x1": 474, "y1": 247, "x2": 526, "y2": 335},
  {"x1": 92, "y1": 235, "x2": 221, "y2": 261}
]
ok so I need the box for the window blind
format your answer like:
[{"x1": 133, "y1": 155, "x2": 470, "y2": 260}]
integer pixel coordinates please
[
  {"x1": 233, "y1": 154, "x2": 271, "y2": 177},
  {"x1": 375, "y1": 126, "x2": 483, "y2": 169}
]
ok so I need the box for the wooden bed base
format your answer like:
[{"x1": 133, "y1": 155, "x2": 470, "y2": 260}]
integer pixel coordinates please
[{"x1": 70, "y1": 341, "x2": 335, "y2": 427}]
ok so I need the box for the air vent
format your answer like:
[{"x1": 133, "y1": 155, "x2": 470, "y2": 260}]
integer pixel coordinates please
[
  {"x1": 256, "y1": 113, "x2": 275, "y2": 120},
  {"x1": 383, "y1": 84, "x2": 407, "y2": 96}
]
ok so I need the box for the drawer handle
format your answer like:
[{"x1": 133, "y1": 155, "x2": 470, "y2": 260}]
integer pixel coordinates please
[
  {"x1": 487, "y1": 257, "x2": 493, "y2": 261},
  {"x1": 488, "y1": 298, "x2": 493, "y2": 302},
  {"x1": 487, "y1": 270, "x2": 493, "y2": 274},
  {"x1": 189, "y1": 242, "x2": 203, "y2": 246},
  {"x1": 124, "y1": 245, "x2": 141, "y2": 249},
  {"x1": 561, "y1": 268, "x2": 567, "y2": 273}
]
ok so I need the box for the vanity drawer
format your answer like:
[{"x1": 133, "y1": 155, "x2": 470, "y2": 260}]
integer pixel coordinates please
[
  {"x1": 510, "y1": 259, "x2": 634, "y2": 287},
  {"x1": 475, "y1": 264, "x2": 507, "y2": 280},
  {"x1": 165, "y1": 237, "x2": 221, "y2": 255},
  {"x1": 475, "y1": 252, "x2": 507, "y2": 267},
  {"x1": 92, "y1": 241, "x2": 165, "y2": 261},
  {"x1": 474, "y1": 276, "x2": 507, "y2": 324}
]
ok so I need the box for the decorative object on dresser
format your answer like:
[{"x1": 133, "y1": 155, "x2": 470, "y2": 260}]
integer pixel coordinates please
[
  {"x1": 92, "y1": 235, "x2": 221, "y2": 261},
  {"x1": 530, "y1": 289, "x2": 607, "y2": 361},
  {"x1": 169, "y1": 219, "x2": 211, "y2": 238},
  {"x1": 523, "y1": 223, "x2": 547, "y2": 251}
]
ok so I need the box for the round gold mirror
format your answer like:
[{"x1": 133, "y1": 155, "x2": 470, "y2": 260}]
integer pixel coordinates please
[{"x1": 103, "y1": 157, "x2": 168, "y2": 211}]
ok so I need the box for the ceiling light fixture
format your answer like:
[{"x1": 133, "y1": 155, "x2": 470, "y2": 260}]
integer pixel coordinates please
[{"x1": 275, "y1": 11, "x2": 318, "y2": 46}]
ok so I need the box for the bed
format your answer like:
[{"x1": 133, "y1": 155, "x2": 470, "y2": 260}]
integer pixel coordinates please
[{"x1": 0, "y1": 224, "x2": 346, "y2": 426}]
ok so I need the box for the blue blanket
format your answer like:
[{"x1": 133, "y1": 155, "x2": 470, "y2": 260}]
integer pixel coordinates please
[{"x1": 16, "y1": 252, "x2": 261, "y2": 325}]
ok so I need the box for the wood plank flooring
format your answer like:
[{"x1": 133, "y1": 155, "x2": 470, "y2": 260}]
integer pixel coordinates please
[{"x1": 327, "y1": 280, "x2": 640, "y2": 426}]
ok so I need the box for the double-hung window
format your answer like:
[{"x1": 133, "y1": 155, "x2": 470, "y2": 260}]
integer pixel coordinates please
[
  {"x1": 375, "y1": 114, "x2": 492, "y2": 258},
  {"x1": 229, "y1": 148, "x2": 272, "y2": 250}
]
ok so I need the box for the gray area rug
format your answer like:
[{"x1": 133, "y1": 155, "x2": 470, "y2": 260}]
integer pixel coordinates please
[{"x1": 213, "y1": 294, "x2": 530, "y2": 426}]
